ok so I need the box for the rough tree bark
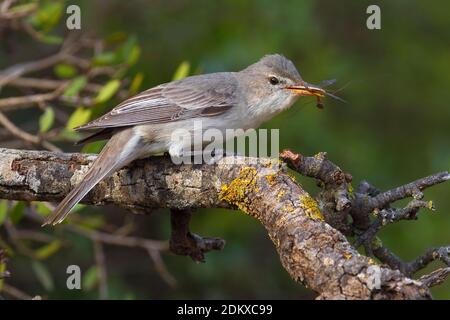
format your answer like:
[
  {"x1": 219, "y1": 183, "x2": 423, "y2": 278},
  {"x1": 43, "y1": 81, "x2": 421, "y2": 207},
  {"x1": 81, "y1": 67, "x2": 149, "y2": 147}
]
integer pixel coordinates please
[{"x1": 0, "y1": 147, "x2": 442, "y2": 300}]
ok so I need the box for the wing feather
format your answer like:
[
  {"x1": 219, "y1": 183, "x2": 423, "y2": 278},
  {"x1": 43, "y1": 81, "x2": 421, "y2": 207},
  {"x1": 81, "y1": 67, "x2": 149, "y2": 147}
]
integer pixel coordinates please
[{"x1": 76, "y1": 73, "x2": 239, "y2": 131}]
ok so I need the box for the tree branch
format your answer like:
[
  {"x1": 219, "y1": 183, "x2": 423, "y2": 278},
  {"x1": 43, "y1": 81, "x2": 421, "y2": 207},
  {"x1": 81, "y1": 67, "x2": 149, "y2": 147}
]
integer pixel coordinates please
[{"x1": 0, "y1": 147, "x2": 436, "y2": 299}]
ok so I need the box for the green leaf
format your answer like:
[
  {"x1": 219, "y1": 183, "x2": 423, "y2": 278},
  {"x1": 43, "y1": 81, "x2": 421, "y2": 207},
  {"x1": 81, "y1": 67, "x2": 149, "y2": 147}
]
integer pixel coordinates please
[
  {"x1": 115, "y1": 35, "x2": 137, "y2": 64},
  {"x1": 0, "y1": 200, "x2": 8, "y2": 226},
  {"x1": 35, "y1": 240, "x2": 62, "y2": 260},
  {"x1": 78, "y1": 215, "x2": 105, "y2": 230},
  {"x1": 72, "y1": 204, "x2": 86, "y2": 214},
  {"x1": 58, "y1": 128, "x2": 82, "y2": 141},
  {"x1": 112, "y1": 67, "x2": 128, "y2": 80},
  {"x1": 81, "y1": 140, "x2": 106, "y2": 154},
  {"x1": 94, "y1": 80, "x2": 120, "y2": 104},
  {"x1": 66, "y1": 107, "x2": 92, "y2": 130},
  {"x1": 92, "y1": 52, "x2": 117, "y2": 66},
  {"x1": 92, "y1": 35, "x2": 140, "y2": 66},
  {"x1": 10, "y1": 201, "x2": 25, "y2": 224},
  {"x1": 82, "y1": 266, "x2": 99, "y2": 291},
  {"x1": 54, "y1": 63, "x2": 77, "y2": 79},
  {"x1": 105, "y1": 32, "x2": 127, "y2": 44},
  {"x1": 34, "y1": 202, "x2": 52, "y2": 217},
  {"x1": 63, "y1": 76, "x2": 87, "y2": 97},
  {"x1": 36, "y1": 33, "x2": 63, "y2": 45},
  {"x1": 39, "y1": 107, "x2": 55, "y2": 133},
  {"x1": 129, "y1": 72, "x2": 144, "y2": 95},
  {"x1": 172, "y1": 61, "x2": 190, "y2": 81},
  {"x1": 126, "y1": 46, "x2": 141, "y2": 66},
  {"x1": 29, "y1": 1, "x2": 64, "y2": 32},
  {"x1": 32, "y1": 261, "x2": 54, "y2": 291}
]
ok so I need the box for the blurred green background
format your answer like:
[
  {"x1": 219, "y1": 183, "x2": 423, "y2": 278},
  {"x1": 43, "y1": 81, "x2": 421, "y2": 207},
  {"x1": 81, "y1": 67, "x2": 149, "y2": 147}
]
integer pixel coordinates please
[{"x1": 1, "y1": 0, "x2": 449, "y2": 299}]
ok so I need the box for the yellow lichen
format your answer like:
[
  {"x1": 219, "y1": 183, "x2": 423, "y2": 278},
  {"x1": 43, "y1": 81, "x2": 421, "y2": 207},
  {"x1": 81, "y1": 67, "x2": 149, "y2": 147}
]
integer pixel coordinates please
[
  {"x1": 219, "y1": 167, "x2": 258, "y2": 214},
  {"x1": 347, "y1": 183, "x2": 354, "y2": 196},
  {"x1": 282, "y1": 203, "x2": 295, "y2": 213},
  {"x1": 277, "y1": 190, "x2": 285, "y2": 200},
  {"x1": 343, "y1": 252, "x2": 352, "y2": 260},
  {"x1": 265, "y1": 173, "x2": 277, "y2": 186},
  {"x1": 287, "y1": 171, "x2": 297, "y2": 182},
  {"x1": 314, "y1": 152, "x2": 326, "y2": 161},
  {"x1": 368, "y1": 258, "x2": 376, "y2": 265},
  {"x1": 298, "y1": 194, "x2": 325, "y2": 221}
]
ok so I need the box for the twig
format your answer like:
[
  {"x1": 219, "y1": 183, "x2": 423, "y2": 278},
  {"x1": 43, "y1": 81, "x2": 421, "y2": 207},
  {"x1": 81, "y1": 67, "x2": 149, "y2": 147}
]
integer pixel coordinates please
[
  {"x1": 0, "y1": 38, "x2": 81, "y2": 90},
  {"x1": 407, "y1": 246, "x2": 450, "y2": 273},
  {"x1": 67, "y1": 224, "x2": 175, "y2": 288},
  {"x1": 0, "y1": 248, "x2": 9, "y2": 279},
  {"x1": 367, "y1": 172, "x2": 450, "y2": 211},
  {"x1": 0, "y1": 111, "x2": 61, "y2": 151},
  {"x1": 25, "y1": 210, "x2": 174, "y2": 287},
  {"x1": 419, "y1": 267, "x2": 450, "y2": 288},
  {"x1": 0, "y1": 1, "x2": 36, "y2": 20},
  {"x1": 1, "y1": 283, "x2": 32, "y2": 300},
  {"x1": 1, "y1": 76, "x2": 103, "y2": 93},
  {"x1": 354, "y1": 199, "x2": 434, "y2": 250},
  {"x1": 0, "y1": 53, "x2": 64, "y2": 90},
  {"x1": 4, "y1": 219, "x2": 37, "y2": 258},
  {"x1": 0, "y1": 0, "x2": 16, "y2": 14},
  {"x1": 93, "y1": 240, "x2": 108, "y2": 300},
  {"x1": 147, "y1": 248, "x2": 177, "y2": 288},
  {"x1": 71, "y1": 224, "x2": 168, "y2": 251},
  {"x1": 0, "y1": 85, "x2": 65, "y2": 111},
  {"x1": 13, "y1": 230, "x2": 55, "y2": 243}
]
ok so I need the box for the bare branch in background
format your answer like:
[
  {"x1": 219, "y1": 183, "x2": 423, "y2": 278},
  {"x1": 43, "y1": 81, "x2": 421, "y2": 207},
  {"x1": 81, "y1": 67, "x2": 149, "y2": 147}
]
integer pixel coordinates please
[
  {"x1": 93, "y1": 240, "x2": 108, "y2": 300},
  {"x1": 0, "y1": 112, "x2": 60, "y2": 151},
  {"x1": 0, "y1": 37, "x2": 80, "y2": 90},
  {"x1": 0, "y1": 85, "x2": 65, "y2": 111},
  {"x1": 21, "y1": 209, "x2": 174, "y2": 287}
]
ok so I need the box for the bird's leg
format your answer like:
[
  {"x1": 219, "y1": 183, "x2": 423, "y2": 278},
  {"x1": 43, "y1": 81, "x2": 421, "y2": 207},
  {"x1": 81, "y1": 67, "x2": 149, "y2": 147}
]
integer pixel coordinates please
[
  {"x1": 316, "y1": 96, "x2": 324, "y2": 109},
  {"x1": 169, "y1": 209, "x2": 225, "y2": 262}
]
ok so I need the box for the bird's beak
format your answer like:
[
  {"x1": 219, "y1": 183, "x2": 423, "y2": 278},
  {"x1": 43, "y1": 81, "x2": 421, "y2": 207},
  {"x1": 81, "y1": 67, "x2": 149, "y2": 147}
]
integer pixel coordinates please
[{"x1": 285, "y1": 82, "x2": 326, "y2": 98}]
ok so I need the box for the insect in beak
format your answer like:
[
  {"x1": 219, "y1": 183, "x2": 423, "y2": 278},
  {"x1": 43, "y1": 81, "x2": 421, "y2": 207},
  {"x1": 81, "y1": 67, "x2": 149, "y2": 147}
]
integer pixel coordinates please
[{"x1": 286, "y1": 79, "x2": 346, "y2": 109}]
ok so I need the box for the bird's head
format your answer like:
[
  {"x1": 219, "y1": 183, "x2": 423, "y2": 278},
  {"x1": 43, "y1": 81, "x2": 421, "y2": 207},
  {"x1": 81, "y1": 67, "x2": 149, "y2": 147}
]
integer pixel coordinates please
[{"x1": 240, "y1": 54, "x2": 338, "y2": 120}]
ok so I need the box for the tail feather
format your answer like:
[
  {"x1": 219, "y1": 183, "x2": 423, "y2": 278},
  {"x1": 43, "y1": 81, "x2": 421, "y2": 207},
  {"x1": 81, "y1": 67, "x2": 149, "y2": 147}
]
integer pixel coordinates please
[{"x1": 42, "y1": 129, "x2": 140, "y2": 226}]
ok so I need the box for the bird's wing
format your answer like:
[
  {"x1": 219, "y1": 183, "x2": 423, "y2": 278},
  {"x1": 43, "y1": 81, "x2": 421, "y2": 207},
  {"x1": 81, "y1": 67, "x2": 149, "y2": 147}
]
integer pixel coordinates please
[{"x1": 76, "y1": 73, "x2": 239, "y2": 131}]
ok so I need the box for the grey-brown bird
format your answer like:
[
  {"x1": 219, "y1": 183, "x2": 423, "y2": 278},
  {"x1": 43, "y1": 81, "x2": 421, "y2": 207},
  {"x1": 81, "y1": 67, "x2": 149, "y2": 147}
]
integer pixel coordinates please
[{"x1": 43, "y1": 54, "x2": 341, "y2": 226}]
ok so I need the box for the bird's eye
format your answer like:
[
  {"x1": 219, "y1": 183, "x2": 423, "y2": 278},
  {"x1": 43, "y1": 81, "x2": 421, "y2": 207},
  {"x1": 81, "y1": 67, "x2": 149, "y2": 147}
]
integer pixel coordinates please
[{"x1": 269, "y1": 76, "x2": 279, "y2": 85}]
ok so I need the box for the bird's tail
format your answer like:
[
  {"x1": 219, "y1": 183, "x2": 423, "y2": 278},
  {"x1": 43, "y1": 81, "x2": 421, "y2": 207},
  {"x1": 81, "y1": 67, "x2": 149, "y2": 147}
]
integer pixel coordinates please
[{"x1": 42, "y1": 129, "x2": 141, "y2": 226}]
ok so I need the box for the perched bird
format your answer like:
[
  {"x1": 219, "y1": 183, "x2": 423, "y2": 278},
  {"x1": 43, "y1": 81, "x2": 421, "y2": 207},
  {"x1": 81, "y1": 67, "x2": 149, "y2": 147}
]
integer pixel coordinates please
[{"x1": 43, "y1": 54, "x2": 338, "y2": 226}]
